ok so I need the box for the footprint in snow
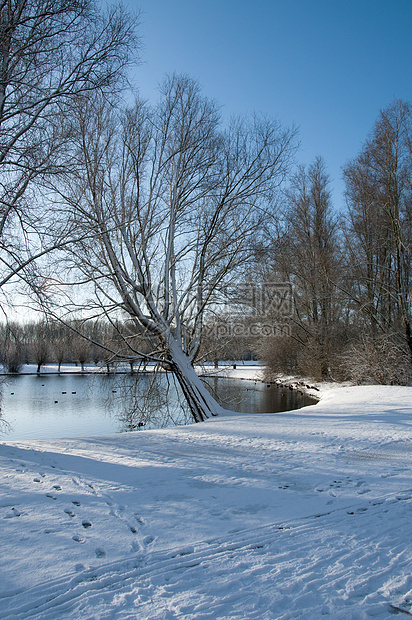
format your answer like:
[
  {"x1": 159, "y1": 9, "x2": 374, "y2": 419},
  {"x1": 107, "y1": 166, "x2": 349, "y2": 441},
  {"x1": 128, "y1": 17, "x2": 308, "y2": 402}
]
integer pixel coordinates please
[
  {"x1": 95, "y1": 548, "x2": 106, "y2": 558},
  {"x1": 4, "y1": 507, "x2": 21, "y2": 518},
  {"x1": 64, "y1": 508, "x2": 76, "y2": 517},
  {"x1": 72, "y1": 500, "x2": 81, "y2": 506},
  {"x1": 381, "y1": 467, "x2": 408, "y2": 479},
  {"x1": 46, "y1": 493, "x2": 57, "y2": 500},
  {"x1": 143, "y1": 535, "x2": 154, "y2": 546},
  {"x1": 370, "y1": 499, "x2": 384, "y2": 506},
  {"x1": 356, "y1": 482, "x2": 371, "y2": 494},
  {"x1": 82, "y1": 520, "x2": 92, "y2": 529},
  {"x1": 396, "y1": 492, "x2": 412, "y2": 501},
  {"x1": 131, "y1": 540, "x2": 141, "y2": 553},
  {"x1": 72, "y1": 535, "x2": 86, "y2": 543},
  {"x1": 347, "y1": 507, "x2": 368, "y2": 515}
]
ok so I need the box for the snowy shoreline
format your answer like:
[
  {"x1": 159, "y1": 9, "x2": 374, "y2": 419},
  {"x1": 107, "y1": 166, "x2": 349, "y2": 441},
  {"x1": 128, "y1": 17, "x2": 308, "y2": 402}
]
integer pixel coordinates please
[{"x1": 1, "y1": 383, "x2": 412, "y2": 618}]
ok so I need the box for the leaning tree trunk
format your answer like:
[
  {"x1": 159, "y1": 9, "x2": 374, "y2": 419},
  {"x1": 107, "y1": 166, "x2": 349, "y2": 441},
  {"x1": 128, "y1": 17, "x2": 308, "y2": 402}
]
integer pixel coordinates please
[{"x1": 167, "y1": 339, "x2": 224, "y2": 423}]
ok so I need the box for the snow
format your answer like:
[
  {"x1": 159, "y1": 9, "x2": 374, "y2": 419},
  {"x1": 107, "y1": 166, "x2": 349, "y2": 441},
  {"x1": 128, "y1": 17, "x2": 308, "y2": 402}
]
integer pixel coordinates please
[{"x1": 1, "y1": 379, "x2": 412, "y2": 619}]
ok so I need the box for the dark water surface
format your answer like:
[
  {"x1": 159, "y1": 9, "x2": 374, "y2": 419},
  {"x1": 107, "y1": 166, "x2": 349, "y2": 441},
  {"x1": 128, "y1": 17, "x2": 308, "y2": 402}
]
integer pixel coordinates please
[
  {"x1": 205, "y1": 377, "x2": 316, "y2": 414},
  {"x1": 0, "y1": 373, "x2": 317, "y2": 441}
]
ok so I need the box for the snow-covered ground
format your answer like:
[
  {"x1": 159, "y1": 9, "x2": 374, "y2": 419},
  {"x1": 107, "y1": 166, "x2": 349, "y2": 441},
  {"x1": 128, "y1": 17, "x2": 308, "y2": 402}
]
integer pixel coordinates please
[{"x1": 1, "y1": 381, "x2": 412, "y2": 619}]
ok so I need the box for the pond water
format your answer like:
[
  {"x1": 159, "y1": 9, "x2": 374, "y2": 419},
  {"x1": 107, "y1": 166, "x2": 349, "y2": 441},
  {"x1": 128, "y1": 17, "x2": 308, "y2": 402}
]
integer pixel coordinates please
[{"x1": 0, "y1": 373, "x2": 316, "y2": 441}]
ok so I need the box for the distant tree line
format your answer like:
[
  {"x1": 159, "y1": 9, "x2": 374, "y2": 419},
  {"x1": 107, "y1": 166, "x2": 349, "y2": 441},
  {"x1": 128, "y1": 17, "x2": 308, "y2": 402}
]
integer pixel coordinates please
[
  {"x1": 0, "y1": 317, "x2": 257, "y2": 374},
  {"x1": 0, "y1": 319, "x2": 153, "y2": 374}
]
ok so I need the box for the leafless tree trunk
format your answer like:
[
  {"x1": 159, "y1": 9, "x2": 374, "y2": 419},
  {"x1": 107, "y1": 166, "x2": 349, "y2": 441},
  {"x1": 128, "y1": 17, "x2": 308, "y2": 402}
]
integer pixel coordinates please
[{"x1": 49, "y1": 75, "x2": 296, "y2": 421}]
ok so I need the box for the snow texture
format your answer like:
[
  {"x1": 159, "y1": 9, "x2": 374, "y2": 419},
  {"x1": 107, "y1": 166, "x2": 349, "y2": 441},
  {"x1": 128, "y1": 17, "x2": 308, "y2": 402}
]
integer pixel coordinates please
[{"x1": 0, "y1": 381, "x2": 412, "y2": 619}]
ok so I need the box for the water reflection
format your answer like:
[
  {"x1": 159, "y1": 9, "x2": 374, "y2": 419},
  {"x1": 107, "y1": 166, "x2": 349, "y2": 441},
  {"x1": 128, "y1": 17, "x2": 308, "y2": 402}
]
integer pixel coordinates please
[
  {"x1": 109, "y1": 372, "x2": 192, "y2": 431},
  {"x1": 0, "y1": 378, "x2": 9, "y2": 434},
  {"x1": 203, "y1": 377, "x2": 316, "y2": 413},
  {"x1": 0, "y1": 372, "x2": 317, "y2": 441}
]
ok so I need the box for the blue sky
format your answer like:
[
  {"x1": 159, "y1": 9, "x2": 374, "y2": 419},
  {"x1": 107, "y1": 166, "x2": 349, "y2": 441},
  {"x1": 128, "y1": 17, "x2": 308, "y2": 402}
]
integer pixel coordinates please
[{"x1": 124, "y1": 0, "x2": 412, "y2": 211}]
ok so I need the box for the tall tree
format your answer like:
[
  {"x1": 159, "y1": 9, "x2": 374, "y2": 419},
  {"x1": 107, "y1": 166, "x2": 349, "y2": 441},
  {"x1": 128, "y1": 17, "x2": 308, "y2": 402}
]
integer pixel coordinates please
[
  {"x1": 343, "y1": 99, "x2": 412, "y2": 364},
  {"x1": 0, "y1": 0, "x2": 137, "y2": 313},
  {"x1": 261, "y1": 157, "x2": 343, "y2": 378},
  {"x1": 50, "y1": 75, "x2": 296, "y2": 422}
]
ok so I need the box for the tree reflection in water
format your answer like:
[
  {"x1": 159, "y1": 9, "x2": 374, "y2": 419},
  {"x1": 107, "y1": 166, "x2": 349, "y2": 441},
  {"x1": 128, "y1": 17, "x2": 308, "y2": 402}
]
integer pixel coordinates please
[
  {"x1": 108, "y1": 369, "x2": 193, "y2": 432},
  {"x1": 0, "y1": 379, "x2": 10, "y2": 434},
  {"x1": 106, "y1": 370, "x2": 318, "y2": 432}
]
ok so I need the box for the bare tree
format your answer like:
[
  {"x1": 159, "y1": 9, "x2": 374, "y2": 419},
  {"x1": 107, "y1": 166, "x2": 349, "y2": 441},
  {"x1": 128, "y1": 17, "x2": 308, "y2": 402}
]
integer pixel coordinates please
[
  {"x1": 49, "y1": 322, "x2": 71, "y2": 372},
  {"x1": 51, "y1": 75, "x2": 296, "y2": 421},
  {"x1": 257, "y1": 157, "x2": 344, "y2": 379},
  {"x1": 70, "y1": 331, "x2": 92, "y2": 371},
  {"x1": 343, "y1": 99, "x2": 412, "y2": 368},
  {"x1": 0, "y1": 321, "x2": 24, "y2": 371},
  {"x1": 0, "y1": 0, "x2": 138, "y2": 311}
]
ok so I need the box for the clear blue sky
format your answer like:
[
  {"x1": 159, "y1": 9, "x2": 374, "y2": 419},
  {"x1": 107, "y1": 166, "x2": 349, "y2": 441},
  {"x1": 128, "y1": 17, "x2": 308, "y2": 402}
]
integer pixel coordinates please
[{"x1": 124, "y1": 0, "x2": 412, "y2": 211}]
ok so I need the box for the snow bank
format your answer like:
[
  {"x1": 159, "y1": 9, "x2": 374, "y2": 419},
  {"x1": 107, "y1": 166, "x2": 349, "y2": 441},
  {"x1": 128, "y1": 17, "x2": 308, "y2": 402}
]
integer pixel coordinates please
[{"x1": 0, "y1": 385, "x2": 411, "y2": 618}]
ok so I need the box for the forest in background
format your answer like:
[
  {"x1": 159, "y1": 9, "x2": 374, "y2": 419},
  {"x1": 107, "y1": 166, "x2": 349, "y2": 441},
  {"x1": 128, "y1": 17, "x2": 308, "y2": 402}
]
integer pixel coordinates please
[{"x1": 258, "y1": 101, "x2": 412, "y2": 385}]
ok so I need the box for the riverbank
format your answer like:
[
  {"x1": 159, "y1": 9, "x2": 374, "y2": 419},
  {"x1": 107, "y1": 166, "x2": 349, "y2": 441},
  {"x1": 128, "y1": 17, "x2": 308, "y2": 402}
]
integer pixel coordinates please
[{"x1": 1, "y1": 384, "x2": 411, "y2": 618}]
